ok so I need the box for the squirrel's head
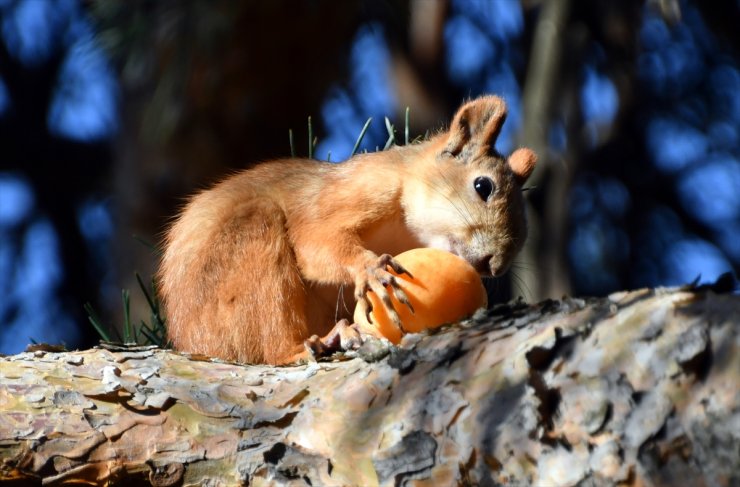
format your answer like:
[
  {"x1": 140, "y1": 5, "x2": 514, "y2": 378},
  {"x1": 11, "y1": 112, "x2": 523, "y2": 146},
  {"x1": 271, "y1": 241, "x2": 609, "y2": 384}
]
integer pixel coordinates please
[{"x1": 403, "y1": 95, "x2": 537, "y2": 277}]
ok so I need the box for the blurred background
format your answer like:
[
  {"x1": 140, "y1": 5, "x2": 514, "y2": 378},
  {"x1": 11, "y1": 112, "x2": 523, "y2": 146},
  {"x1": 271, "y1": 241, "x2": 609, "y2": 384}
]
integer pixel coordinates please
[{"x1": 0, "y1": 0, "x2": 738, "y2": 354}]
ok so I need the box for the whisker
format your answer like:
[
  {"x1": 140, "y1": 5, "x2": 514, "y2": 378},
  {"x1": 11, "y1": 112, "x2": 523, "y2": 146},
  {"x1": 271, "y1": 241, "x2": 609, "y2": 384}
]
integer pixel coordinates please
[
  {"x1": 334, "y1": 283, "x2": 352, "y2": 322},
  {"x1": 509, "y1": 271, "x2": 534, "y2": 301},
  {"x1": 510, "y1": 260, "x2": 537, "y2": 272}
]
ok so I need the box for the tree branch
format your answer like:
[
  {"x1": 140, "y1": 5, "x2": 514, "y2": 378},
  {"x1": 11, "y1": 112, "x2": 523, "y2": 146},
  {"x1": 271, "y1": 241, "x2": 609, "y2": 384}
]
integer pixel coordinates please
[{"x1": 1, "y1": 286, "x2": 738, "y2": 485}]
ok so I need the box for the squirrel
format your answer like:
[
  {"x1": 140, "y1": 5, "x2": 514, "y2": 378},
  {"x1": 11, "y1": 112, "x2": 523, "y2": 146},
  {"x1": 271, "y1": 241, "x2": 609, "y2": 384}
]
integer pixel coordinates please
[{"x1": 158, "y1": 95, "x2": 536, "y2": 365}]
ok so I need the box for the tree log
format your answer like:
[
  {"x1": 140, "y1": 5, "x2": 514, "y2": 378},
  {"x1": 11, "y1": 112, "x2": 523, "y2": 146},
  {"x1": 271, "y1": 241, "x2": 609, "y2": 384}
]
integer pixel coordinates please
[{"x1": 1, "y1": 285, "x2": 738, "y2": 486}]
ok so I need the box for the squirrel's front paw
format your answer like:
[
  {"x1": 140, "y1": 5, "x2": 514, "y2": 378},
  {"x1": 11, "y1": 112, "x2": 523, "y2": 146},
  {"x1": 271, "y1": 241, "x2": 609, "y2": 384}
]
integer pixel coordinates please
[{"x1": 354, "y1": 253, "x2": 415, "y2": 332}]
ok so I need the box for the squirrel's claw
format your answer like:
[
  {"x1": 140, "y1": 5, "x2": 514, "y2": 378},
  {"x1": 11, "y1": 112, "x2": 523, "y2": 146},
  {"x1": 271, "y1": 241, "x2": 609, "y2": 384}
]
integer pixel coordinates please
[
  {"x1": 355, "y1": 294, "x2": 374, "y2": 324},
  {"x1": 378, "y1": 253, "x2": 413, "y2": 279},
  {"x1": 390, "y1": 281, "x2": 414, "y2": 314},
  {"x1": 354, "y1": 254, "x2": 414, "y2": 333},
  {"x1": 304, "y1": 319, "x2": 361, "y2": 360}
]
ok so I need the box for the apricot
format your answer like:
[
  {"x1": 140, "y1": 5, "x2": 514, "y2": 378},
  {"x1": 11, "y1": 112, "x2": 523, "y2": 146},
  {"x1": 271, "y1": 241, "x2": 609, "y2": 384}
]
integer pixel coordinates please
[{"x1": 354, "y1": 248, "x2": 488, "y2": 343}]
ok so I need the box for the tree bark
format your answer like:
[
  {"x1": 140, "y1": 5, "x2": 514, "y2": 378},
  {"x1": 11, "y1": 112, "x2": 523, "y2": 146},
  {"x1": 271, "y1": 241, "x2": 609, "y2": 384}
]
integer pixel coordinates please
[{"x1": 1, "y1": 284, "x2": 738, "y2": 486}]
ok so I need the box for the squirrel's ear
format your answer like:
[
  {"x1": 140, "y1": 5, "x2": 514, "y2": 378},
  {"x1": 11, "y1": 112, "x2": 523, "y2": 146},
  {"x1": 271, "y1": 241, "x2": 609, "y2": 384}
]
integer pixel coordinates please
[
  {"x1": 444, "y1": 96, "x2": 507, "y2": 158},
  {"x1": 508, "y1": 148, "x2": 537, "y2": 185}
]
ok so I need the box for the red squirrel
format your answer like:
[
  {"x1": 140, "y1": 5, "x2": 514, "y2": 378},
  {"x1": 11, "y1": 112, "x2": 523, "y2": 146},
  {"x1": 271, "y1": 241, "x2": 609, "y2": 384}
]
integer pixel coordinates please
[{"x1": 158, "y1": 96, "x2": 536, "y2": 364}]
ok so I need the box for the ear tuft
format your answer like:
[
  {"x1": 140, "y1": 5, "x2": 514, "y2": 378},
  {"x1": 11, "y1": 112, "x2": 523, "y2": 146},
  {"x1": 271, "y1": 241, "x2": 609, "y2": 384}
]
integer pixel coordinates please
[
  {"x1": 444, "y1": 96, "x2": 508, "y2": 157},
  {"x1": 508, "y1": 148, "x2": 537, "y2": 184}
]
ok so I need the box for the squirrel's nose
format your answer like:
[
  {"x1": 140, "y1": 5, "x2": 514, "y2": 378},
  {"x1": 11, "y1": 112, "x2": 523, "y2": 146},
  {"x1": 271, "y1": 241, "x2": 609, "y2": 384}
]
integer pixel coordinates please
[
  {"x1": 472, "y1": 254, "x2": 494, "y2": 275},
  {"x1": 488, "y1": 256, "x2": 512, "y2": 277}
]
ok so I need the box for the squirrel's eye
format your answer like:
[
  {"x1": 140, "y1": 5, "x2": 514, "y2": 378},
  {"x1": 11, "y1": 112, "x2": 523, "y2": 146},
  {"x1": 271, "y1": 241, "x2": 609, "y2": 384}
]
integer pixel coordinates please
[{"x1": 474, "y1": 176, "x2": 494, "y2": 201}]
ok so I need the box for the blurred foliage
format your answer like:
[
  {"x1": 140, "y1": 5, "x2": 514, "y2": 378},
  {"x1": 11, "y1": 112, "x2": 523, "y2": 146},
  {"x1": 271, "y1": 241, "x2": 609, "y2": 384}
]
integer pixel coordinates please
[
  {"x1": 0, "y1": 0, "x2": 738, "y2": 353},
  {"x1": 0, "y1": 0, "x2": 113, "y2": 352}
]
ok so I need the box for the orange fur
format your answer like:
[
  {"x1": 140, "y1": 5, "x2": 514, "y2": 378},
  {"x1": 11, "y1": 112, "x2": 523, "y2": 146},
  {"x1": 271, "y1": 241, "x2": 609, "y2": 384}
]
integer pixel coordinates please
[{"x1": 158, "y1": 95, "x2": 537, "y2": 364}]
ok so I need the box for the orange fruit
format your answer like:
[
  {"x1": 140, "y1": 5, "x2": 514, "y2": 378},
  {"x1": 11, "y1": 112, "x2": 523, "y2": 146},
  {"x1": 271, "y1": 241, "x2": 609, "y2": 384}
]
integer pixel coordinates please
[{"x1": 354, "y1": 248, "x2": 487, "y2": 343}]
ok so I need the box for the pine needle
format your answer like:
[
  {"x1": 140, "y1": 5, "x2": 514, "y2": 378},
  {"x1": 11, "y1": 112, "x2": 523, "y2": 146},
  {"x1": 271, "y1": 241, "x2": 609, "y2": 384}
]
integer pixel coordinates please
[
  {"x1": 122, "y1": 289, "x2": 133, "y2": 344},
  {"x1": 351, "y1": 118, "x2": 372, "y2": 157},
  {"x1": 308, "y1": 116, "x2": 314, "y2": 159},
  {"x1": 383, "y1": 117, "x2": 395, "y2": 150},
  {"x1": 84, "y1": 302, "x2": 114, "y2": 342},
  {"x1": 405, "y1": 106, "x2": 410, "y2": 145}
]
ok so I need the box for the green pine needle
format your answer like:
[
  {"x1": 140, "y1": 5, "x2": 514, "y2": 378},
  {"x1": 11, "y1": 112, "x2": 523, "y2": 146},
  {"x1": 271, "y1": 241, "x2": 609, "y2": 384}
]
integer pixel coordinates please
[
  {"x1": 308, "y1": 116, "x2": 314, "y2": 159},
  {"x1": 122, "y1": 289, "x2": 133, "y2": 344},
  {"x1": 405, "y1": 106, "x2": 410, "y2": 145},
  {"x1": 383, "y1": 117, "x2": 395, "y2": 150},
  {"x1": 132, "y1": 235, "x2": 162, "y2": 257},
  {"x1": 139, "y1": 324, "x2": 158, "y2": 345},
  {"x1": 351, "y1": 118, "x2": 372, "y2": 157},
  {"x1": 84, "y1": 302, "x2": 114, "y2": 342},
  {"x1": 135, "y1": 272, "x2": 165, "y2": 330},
  {"x1": 289, "y1": 129, "x2": 296, "y2": 157}
]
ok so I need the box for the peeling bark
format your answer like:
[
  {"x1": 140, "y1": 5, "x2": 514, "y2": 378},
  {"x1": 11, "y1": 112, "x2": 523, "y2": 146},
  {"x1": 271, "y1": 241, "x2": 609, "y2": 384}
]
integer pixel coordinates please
[{"x1": 1, "y1": 286, "x2": 738, "y2": 486}]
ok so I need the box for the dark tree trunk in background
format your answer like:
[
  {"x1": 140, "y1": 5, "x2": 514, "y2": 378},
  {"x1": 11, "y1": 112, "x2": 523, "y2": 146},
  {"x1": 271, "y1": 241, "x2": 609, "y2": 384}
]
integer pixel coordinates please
[
  {"x1": 518, "y1": 0, "x2": 645, "y2": 301},
  {"x1": 95, "y1": 1, "x2": 378, "y2": 320}
]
